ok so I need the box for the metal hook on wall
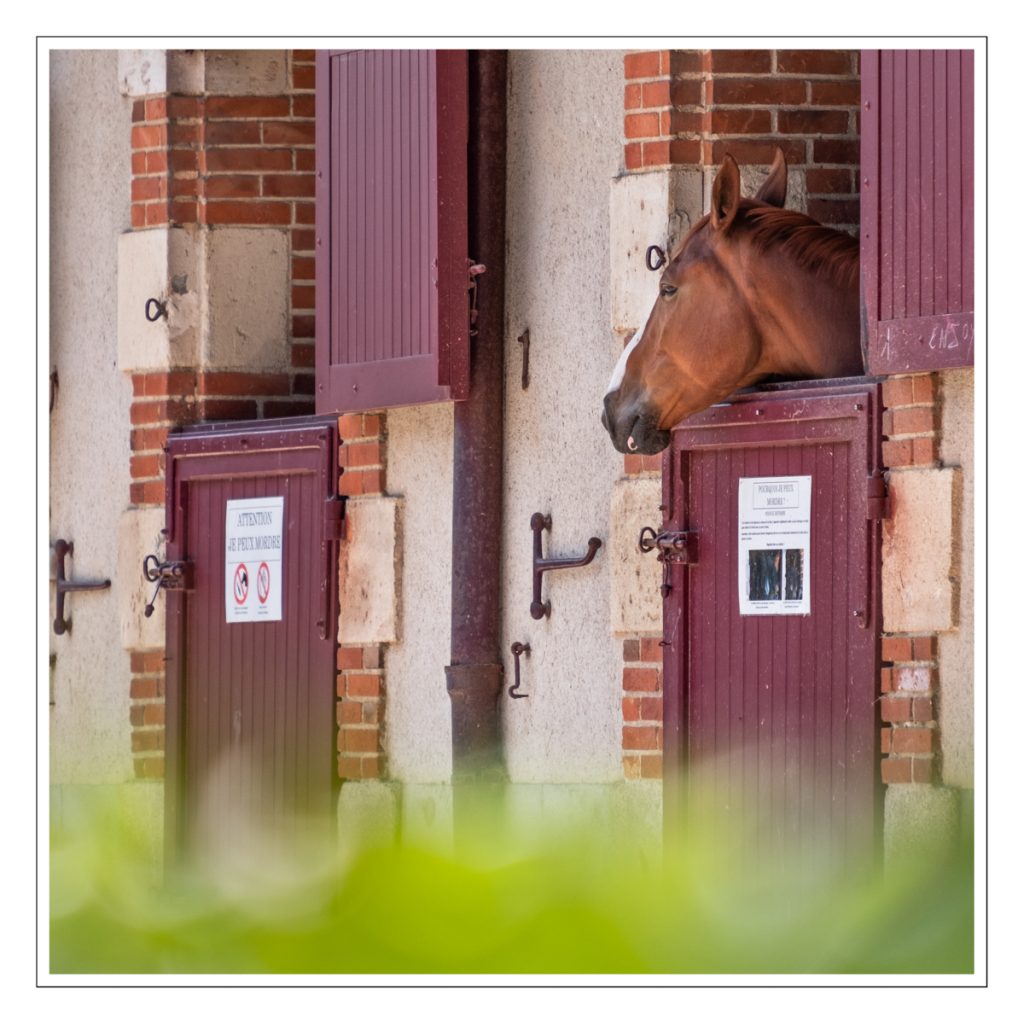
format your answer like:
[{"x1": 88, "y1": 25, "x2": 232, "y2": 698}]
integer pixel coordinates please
[
  {"x1": 645, "y1": 244, "x2": 666, "y2": 271},
  {"x1": 509, "y1": 641, "x2": 530, "y2": 699},
  {"x1": 52, "y1": 539, "x2": 111, "y2": 636},
  {"x1": 145, "y1": 297, "x2": 168, "y2": 322},
  {"x1": 530, "y1": 513, "x2": 602, "y2": 620}
]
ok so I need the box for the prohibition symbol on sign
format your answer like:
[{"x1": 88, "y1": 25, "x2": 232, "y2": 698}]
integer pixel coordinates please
[
  {"x1": 233, "y1": 563, "x2": 249, "y2": 605},
  {"x1": 257, "y1": 562, "x2": 271, "y2": 605}
]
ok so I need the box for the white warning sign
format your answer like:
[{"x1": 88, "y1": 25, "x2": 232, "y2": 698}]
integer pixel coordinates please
[
  {"x1": 225, "y1": 496, "x2": 284, "y2": 622},
  {"x1": 738, "y1": 476, "x2": 811, "y2": 617}
]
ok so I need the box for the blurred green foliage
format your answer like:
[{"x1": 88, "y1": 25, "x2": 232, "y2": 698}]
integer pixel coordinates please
[{"x1": 50, "y1": 788, "x2": 973, "y2": 975}]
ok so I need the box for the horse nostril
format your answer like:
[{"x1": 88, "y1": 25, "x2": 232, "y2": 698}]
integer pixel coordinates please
[{"x1": 627, "y1": 436, "x2": 638, "y2": 452}]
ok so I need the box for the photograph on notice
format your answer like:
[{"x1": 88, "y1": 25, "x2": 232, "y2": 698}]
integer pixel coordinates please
[
  {"x1": 747, "y1": 549, "x2": 783, "y2": 601},
  {"x1": 784, "y1": 549, "x2": 804, "y2": 601}
]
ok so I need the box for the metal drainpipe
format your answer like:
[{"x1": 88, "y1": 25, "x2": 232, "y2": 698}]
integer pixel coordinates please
[{"x1": 445, "y1": 50, "x2": 508, "y2": 789}]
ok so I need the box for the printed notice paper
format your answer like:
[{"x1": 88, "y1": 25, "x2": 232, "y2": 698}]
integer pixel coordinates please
[
  {"x1": 225, "y1": 496, "x2": 284, "y2": 623},
  {"x1": 738, "y1": 476, "x2": 811, "y2": 616}
]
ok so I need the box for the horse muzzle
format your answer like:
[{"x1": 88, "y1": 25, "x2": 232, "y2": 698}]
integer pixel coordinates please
[{"x1": 602, "y1": 394, "x2": 670, "y2": 455}]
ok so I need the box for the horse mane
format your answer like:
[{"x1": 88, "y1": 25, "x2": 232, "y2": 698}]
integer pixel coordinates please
[
  {"x1": 734, "y1": 200, "x2": 859, "y2": 290},
  {"x1": 676, "y1": 201, "x2": 860, "y2": 290}
]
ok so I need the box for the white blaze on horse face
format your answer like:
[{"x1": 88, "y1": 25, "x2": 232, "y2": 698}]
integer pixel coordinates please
[{"x1": 605, "y1": 304, "x2": 655, "y2": 398}]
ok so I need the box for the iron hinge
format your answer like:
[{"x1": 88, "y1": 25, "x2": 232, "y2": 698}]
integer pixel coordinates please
[
  {"x1": 324, "y1": 496, "x2": 347, "y2": 542},
  {"x1": 866, "y1": 472, "x2": 891, "y2": 521}
]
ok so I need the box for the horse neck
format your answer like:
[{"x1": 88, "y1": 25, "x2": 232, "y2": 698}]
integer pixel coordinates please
[{"x1": 737, "y1": 251, "x2": 861, "y2": 380}]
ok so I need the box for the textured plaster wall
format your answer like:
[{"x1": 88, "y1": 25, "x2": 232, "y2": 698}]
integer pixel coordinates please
[
  {"x1": 49, "y1": 51, "x2": 134, "y2": 782},
  {"x1": 938, "y1": 370, "x2": 974, "y2": 788},
  {"x1": 501, "y1": 50, "x2": 627, "y2": 782},
  {"x1": 384, "y1": 403, "x2": 455, "y2": 783}
]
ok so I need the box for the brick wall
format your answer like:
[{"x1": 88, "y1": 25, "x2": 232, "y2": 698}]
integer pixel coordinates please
[
  {"x1": 880, "y1": 634, "x2": 939, "y2": 784},
  {"x1": 129, "y1": 369, "x2": 307, "y2": 508},
  {"x1": 129, "y1": 650, "x2": 165, "y2": 779},
  {"x1": 621, "y1": 637, "x2": 664, "y2": 779},
  {"x1": 624, "y1": 49, "x2": 860, "y2": 233},
  {"x1": 880, "y1": 372, "x2": 941, "y2": 785},
  {"x1": 881, "y1": 374, "x2": 938, "y2": 470},
  {"x1": 335, "y1": 412, "x2": 389, "y2": 780},
  {"x1": 337, "y1": 643, "x2": 385, "y2": 780}
]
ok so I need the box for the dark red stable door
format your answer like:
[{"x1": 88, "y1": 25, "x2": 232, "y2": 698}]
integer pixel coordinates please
[
  {"x1": 661, "y1": 381, "x2": 885, "y2": 872},
  {"x1": 163, "y1": 418, "x2": 344, "y2": 866}
]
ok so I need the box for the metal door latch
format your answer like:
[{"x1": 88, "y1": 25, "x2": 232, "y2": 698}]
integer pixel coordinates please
[
  {"x1": 142, "y1": 554, "x2": 194, "y2": 617},
  {"x1": 52, "y1": 539, "x2": 110, "y2": 636},
  {"x1": 638, "y1": 527, "x2": 699, "y2": 598},
  {"x1": 509, "y1": 641, "x2": 531, "y2": 699}
]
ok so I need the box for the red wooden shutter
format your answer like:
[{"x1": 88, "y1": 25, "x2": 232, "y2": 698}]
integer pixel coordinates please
[
  {"x1": 861, "y1": 49, "x2": 975, "y2": 374},
  {"x1": 315, "y1": 50, "x2": 470, "y2": 413}
]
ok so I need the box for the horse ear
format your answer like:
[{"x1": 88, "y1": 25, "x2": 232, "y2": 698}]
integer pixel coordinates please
[
  {"x1": 711, "y1": 155, "x2": 741, "y2": 232},
  {"x1": 755, "y1": 147, "x2": 788, "y2": 208}
]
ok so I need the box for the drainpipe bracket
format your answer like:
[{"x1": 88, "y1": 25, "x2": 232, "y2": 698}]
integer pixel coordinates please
[{"x1": 445, "y1": 662, "x2": 504, "y2": 701}]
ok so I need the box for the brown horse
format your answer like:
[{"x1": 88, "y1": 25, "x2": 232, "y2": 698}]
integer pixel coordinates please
[{"x1": 602, "y1": 149, "x2": 862, "y2": 454}]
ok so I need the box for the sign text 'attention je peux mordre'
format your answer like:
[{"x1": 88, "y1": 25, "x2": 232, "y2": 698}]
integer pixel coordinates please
[{"x1": 224, "y1": 496, "x2": 284, "y2": 623}]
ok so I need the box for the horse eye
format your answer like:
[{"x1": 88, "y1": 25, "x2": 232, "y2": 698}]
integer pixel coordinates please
[{"x1": 659, "y1": 284, "x2": 678, "y2": 298}]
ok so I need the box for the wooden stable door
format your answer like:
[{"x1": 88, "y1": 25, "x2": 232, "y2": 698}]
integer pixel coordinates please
[
  {"x1": 163, "y1": 418, "x2": 343, "y2": 865},
  {"x1": 661, "y1": 382, "x2": 884, "y2": 871}
]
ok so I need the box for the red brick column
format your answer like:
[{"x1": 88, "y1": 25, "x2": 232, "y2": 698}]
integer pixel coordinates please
[
  {"x1": 879, "y1": 372, "x2": 942, "y2": 786},
  {"x1": 621, "y1": 637, "x2": 664, "y2": 780},
  {"x1": 880, "y1": 635, "x2": 939, "y2": 784},
  {"x1": 336, "y1": 643, "x2": 385, "y2": 781},
  {"x1": 881, "y1": 374, "x2": 938, "y2": 469},
  {"x1": 335, "y1": 412, "x2": 389, "y2": 781},
  {"x1": 129, "y1": 651, "x2": 165, "y2": 779}
]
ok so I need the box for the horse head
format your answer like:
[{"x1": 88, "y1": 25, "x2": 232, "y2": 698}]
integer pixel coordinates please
[{"x1": 602, "y1": 149, "x2": 861, "y2": 455}]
